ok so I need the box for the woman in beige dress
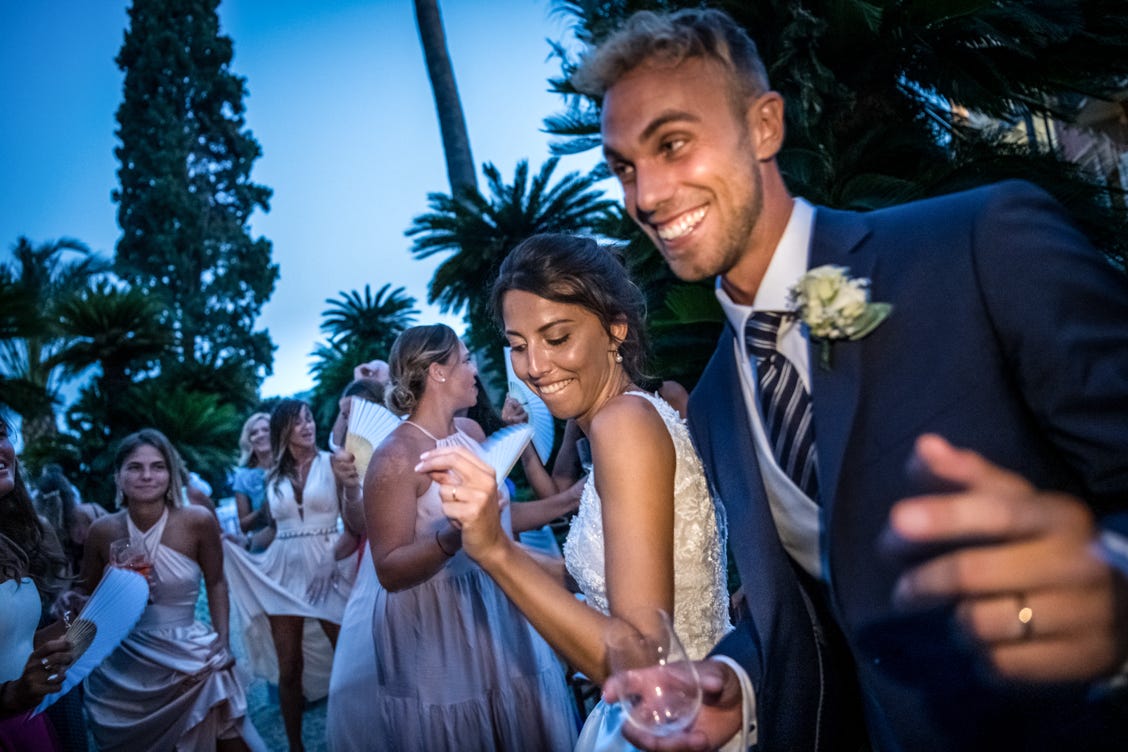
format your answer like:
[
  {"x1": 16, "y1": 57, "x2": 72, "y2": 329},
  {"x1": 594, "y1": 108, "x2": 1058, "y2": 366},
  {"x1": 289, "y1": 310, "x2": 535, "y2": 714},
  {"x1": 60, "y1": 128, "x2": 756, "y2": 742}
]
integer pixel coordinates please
[{"x1": 81, "y1": 428, "x2": 264, "y2": 752}]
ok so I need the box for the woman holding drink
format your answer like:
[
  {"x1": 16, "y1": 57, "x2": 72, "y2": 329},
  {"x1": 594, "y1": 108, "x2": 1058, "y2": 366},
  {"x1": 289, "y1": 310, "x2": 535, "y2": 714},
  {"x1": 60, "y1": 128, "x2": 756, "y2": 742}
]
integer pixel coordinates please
[
  {"x1": 80, "y1": 428, "x2": 263, "y2": 751},
  {"x1": 415, "y1": 235, "x2": 738, "y2": 750}
]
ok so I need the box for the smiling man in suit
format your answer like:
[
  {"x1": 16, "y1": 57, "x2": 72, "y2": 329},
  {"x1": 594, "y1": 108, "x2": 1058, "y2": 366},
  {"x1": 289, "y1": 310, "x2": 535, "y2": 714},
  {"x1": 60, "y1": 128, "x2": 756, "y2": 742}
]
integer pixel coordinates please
[{"x1": 578, "y1": 8, "x2": 1128, "y2": 751}]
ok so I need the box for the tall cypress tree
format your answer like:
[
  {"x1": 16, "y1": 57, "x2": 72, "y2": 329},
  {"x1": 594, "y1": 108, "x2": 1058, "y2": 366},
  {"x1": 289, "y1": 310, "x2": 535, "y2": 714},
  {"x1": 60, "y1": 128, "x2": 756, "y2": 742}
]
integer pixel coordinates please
[{"x1": 113, "y1": 0, "x2": 277, "y2": 402}]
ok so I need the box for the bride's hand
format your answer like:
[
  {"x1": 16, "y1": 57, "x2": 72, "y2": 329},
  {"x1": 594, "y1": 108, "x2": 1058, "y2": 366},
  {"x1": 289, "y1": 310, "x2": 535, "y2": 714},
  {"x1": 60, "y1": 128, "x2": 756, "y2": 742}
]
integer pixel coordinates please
[
  {"x1": 603, "y1": 659, "x2": 745, "y2": 751},
  {"x1": 415, "y1": 446, "x2": 506, "y2": 563}
]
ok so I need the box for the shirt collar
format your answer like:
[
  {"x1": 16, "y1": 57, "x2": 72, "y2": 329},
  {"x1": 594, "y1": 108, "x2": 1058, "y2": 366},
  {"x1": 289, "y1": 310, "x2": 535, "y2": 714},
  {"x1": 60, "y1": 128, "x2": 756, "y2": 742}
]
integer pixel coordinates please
[{"x1": 716, "y1": 197, "x2": 815, "y2": 330}]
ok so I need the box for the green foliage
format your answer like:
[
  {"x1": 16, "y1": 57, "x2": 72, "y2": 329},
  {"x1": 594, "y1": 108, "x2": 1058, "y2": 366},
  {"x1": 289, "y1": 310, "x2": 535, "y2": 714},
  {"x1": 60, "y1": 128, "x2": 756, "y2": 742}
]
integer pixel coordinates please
[
  {"x1": 51, "y1": 280, "x2": 171, "y2": 388},
  {"x1": 532, "y1": 0, "x2": 1128, "y2": 395},
  {"x1": 0, "y1": 237, "x2": 110, "y2": 445},
  {"x1": 547, "y1": 0, "x2": 1128, "y2": 265},
  {"x1": 308, "y1": 284, "x2": 419, "y2": 436},
  {"x1": 113, "y1": 0, "x2": 278, "y2": 405},
  {"x1": 64, "y1": 377, "x2": 240, "y2": 505},
  {"x1": 320, "y1": 283, "x2": 420, "y2": 357},
  {"x1": 408, "y1": 157, "x2": 617, "y2": 390}
]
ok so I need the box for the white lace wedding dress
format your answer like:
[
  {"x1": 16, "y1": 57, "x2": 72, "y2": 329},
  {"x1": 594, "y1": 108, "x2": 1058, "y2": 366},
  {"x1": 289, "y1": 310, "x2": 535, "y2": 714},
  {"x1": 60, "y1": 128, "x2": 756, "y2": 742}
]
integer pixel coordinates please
[{"x1": 563, "y1": 391, "x2": 732, "y2": 751}]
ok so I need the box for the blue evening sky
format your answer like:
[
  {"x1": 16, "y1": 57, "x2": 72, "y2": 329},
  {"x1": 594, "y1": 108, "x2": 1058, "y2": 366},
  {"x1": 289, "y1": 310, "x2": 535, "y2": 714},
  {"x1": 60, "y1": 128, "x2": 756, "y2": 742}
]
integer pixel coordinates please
[{"x1": 0, "y1": 0, "x2": 605, "y2": 398}]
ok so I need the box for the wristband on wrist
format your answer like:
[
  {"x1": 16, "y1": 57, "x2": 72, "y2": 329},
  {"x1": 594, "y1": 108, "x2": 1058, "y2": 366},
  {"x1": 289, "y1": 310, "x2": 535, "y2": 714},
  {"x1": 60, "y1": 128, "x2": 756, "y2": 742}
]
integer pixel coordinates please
[{"x1": 435, "y1": 530, "x2": 456, "y2": 557}]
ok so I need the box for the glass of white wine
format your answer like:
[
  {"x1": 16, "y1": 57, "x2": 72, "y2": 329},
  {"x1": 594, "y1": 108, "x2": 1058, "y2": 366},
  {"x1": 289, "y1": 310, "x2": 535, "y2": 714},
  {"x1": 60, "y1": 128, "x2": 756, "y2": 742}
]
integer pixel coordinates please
[{"x1": 605, "y1": 608, "x2": 702, "y2": 737}]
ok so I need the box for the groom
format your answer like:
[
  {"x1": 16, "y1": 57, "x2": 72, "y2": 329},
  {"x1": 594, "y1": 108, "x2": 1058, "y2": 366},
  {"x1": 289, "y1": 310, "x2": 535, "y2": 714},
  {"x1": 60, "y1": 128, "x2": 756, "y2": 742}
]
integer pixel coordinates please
[{"x1": 578, "y1": 8, "x2": 1128, "y2": 751}]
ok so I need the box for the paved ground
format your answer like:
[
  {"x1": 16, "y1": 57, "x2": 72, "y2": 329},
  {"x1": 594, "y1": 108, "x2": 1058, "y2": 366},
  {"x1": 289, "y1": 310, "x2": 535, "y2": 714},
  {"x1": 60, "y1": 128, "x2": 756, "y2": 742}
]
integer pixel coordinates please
[
  {"x1": 196, "y1": 591, "x2": 329, "y2": 751},
  {"x1": 245, "y1": 676, "x2": 328, "y2": 752}
]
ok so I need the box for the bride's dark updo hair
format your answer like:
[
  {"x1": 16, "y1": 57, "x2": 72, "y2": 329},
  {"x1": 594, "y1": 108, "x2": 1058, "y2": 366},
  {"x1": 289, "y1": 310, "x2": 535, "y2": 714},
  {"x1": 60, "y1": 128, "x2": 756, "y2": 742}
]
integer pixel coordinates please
[
  {"x1": 491, "y1": 234, "x2": 650, "y2": 384},
  {"x1": 386, "y1": 324, "x2": 461, "y2": 416}
]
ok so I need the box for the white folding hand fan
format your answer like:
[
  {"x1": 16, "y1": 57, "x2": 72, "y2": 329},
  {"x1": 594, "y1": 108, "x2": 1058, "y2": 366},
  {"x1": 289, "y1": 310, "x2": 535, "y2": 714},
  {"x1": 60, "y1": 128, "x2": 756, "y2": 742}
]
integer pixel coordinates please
[
  {"x1": 345, "y1": 396, "x2": 402, "y2": 479},
  {"x1": 503, "y1": 346, "x2": 555, "y2": 464},
  {"x1": 481, "y1": 423, "x2": 534, "y2": 483},
  {"x1": 34, "y1": 566, "x2": 149, "y2": 715}
]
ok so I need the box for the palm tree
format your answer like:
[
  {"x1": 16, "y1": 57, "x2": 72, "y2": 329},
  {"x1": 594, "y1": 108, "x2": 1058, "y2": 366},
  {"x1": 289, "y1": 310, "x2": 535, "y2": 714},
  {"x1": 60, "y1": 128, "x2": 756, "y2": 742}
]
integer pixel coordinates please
[
  {"x1": 123, "y1": 380, "x2": 240, "y2": 491},
  {"x1": 414, "y1": 0, "x2": 477, "y2": 196},
  {"x1": 308, "y1": 284, "x2": 420, "y2": 431},
  {"x1": 0, "y1": 236, "x2": 110, "y2": 446},
  {"x1": 52, "y1": 280, "x2": 172, "y2": 395},
  {"x1": 320, "y1": 283, "x2": 420, "y2": 358},
  {"x1": 0, "y1": 267, "x2": 50, "y2": 419},
  {"x1": 65, "y1": 379, "x2": 241, "y2": 505},
  {"x1": 408, "y1": 157, "x2": 617, "y2": 388}
]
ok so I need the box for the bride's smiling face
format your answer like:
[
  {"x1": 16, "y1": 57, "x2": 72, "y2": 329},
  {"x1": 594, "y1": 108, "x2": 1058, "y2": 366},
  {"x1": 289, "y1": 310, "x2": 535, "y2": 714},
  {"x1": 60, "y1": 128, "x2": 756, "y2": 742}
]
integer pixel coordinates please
[{"x1": 502, "y1": 289, "x2": 627, "y2": 426}]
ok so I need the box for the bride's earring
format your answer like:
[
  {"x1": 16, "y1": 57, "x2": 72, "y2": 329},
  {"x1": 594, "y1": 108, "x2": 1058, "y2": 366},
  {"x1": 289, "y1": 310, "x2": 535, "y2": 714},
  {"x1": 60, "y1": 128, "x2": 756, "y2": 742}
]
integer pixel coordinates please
[{"x1": 614, "y1": 350, "x2": 623, "y2": 363}]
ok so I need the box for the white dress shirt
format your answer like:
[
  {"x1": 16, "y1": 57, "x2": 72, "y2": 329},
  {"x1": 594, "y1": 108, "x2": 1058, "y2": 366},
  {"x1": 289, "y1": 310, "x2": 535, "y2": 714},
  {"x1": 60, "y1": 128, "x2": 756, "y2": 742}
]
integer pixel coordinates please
[{"x1": 713, "y1": 197, "x2": 823, "y2": 580}]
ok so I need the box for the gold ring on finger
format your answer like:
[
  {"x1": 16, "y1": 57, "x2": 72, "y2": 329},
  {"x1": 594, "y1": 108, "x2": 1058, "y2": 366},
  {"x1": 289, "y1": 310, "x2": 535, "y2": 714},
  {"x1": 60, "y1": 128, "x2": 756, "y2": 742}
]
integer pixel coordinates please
[
  {"x1": 452, "y1": 486, "x2": 458, "y2": 503},
  {"x1": 1017, "y1": 593, "x2": 1034, "y2": 641}
]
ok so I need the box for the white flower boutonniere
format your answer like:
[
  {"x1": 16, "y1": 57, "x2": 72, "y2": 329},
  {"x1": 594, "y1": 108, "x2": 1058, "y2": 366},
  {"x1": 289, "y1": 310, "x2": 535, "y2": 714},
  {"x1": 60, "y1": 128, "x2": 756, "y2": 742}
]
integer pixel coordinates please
[{"x1": 787, "y1": 264, "x2": 892, "y2": 370}]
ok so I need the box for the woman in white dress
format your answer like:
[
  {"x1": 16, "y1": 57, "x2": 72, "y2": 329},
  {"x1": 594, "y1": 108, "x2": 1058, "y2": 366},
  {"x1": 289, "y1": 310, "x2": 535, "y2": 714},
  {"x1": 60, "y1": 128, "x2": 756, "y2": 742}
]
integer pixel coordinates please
[
  {"x1": 81, "y1": 428, "x2": 264, "y2": 752},
  {"x1": 363, "y1": 324, "x2": 577, "y2": 751},
  {"x1": 222, "y1": 399, "x2": 359, "y2": 752},
  {"x1": 0, "y1": 416, "x2": 72, "y2": 751},
  {"x1": 416, "y1": 234, "x2": 741, "y2": 751},
  {"x1": 325, "y1": 378, "x2": 386, "y2": 752}
]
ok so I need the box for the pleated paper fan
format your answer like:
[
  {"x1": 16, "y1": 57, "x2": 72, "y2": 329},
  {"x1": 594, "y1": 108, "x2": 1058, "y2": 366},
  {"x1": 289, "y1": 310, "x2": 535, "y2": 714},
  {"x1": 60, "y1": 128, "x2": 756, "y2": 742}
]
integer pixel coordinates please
[
  {"x1": 482, "y1": 423, "x2": 533, "y2": 483},
  {"x1": 345, "y1": 397, "x2": 402, "y2": 479},
  {"x1": 503, "y1": 347, "x2": 555, "y2": 464},
  {"x1": 34, "y1": 566, "x2": 149, "y2": 715}
]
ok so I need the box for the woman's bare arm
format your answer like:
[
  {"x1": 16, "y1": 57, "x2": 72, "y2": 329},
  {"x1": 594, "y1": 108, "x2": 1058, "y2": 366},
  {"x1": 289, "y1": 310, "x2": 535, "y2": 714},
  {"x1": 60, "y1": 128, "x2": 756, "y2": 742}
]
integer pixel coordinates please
[{"x1": 366, "y1": 428, "x2": 460, "y2": 591}]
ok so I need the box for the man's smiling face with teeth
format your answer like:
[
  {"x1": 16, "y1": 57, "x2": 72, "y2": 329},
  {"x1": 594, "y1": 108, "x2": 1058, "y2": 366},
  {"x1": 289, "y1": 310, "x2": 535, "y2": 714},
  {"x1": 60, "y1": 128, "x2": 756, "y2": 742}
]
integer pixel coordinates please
[{"x1": 600, "y1": 55, "x2": 774, "y2": 284}]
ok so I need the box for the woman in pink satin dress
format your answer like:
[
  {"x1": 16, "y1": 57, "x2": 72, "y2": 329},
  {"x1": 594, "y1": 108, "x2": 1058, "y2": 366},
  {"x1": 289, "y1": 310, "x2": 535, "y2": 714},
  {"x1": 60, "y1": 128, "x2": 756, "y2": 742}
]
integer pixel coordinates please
[{"x1": 81, "y1": 428, "x2": 264, "y2": 752}]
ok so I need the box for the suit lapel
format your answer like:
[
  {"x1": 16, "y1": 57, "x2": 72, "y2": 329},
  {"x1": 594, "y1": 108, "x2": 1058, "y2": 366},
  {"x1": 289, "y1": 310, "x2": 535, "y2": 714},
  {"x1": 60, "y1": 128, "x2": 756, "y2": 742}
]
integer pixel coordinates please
[{"x1": 807, "y1": 208, "x2": 874, "y2": 518}]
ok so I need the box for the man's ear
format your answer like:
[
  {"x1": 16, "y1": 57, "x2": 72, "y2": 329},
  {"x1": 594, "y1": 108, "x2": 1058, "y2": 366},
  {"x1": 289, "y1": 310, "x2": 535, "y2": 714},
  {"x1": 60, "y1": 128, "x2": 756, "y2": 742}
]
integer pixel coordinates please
[{"x1": 745, "y1": 91, "x2": 785, "y2": 162}]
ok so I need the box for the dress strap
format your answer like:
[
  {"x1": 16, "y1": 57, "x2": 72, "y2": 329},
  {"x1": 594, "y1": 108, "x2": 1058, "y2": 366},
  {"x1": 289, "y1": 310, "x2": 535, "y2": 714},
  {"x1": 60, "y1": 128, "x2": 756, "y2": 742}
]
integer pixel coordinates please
[
  {"x1": 403, "y1": 420, "x2": 440, "y2": 442},
  {"x1": 404, "y1": 420, "x2": 478, "y2": 452}
]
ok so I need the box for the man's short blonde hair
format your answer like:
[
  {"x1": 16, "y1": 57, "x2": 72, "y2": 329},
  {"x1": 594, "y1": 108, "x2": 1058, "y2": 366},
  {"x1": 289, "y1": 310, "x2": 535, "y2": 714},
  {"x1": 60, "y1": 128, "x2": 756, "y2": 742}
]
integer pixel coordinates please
[{"x1": 572, "y1": 8, "x2": 771, "y2": 111}]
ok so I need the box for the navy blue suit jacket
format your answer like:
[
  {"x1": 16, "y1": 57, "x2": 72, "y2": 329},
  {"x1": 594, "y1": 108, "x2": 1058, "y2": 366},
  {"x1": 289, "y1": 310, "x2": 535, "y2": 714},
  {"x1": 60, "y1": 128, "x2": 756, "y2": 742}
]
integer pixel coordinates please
[{"x1": 689, "y1": 181, "x2": 1128, "y2": 751}]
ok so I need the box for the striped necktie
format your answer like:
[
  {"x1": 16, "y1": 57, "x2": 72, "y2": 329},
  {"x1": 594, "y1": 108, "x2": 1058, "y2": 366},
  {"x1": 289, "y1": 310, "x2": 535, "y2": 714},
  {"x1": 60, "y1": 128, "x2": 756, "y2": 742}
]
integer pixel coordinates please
[{"x1": 745, "y1": 312, "x2": 820, "y2": 502}]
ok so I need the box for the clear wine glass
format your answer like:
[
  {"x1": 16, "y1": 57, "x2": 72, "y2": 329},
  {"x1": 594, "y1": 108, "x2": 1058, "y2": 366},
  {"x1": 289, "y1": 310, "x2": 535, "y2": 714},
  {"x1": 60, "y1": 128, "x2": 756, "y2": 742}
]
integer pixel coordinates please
[
  {"x1": 109, "y1": 537, "x2": 156, "y2": 601},
  {"x1": 605, "y1": 608, "x2": 702, "y2": 737}
]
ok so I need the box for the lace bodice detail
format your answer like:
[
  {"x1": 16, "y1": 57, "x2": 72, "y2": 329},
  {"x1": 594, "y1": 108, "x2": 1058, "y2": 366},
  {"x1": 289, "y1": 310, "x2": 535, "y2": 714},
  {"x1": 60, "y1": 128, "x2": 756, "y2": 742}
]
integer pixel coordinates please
[{"x1": 563, "y1": 391, "x2": 732, "y2": 659}]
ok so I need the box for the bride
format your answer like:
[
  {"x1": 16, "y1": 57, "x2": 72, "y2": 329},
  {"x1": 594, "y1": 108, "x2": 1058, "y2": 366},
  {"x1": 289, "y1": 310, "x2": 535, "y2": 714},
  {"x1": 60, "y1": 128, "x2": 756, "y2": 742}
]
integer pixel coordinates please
[{"x1": 416, "y1": 233, "x2": 741, "y2": 750}]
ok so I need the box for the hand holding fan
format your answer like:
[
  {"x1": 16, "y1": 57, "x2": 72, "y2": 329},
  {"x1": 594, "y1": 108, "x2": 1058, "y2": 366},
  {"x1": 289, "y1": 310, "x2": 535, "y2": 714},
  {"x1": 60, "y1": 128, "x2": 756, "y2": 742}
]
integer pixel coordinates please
[
  {"x1": 34, "y1": 566, "x2": 149, "y2": 715},
  {"x1": 345, "y1": 397, "x2": 402, "y2": 479},
  {"x1": 504, "y1": 347, "x2": 555, "y2": 464},
  {"x1": 481, "y1": 424, "x2": 533, "y2": 483}
]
